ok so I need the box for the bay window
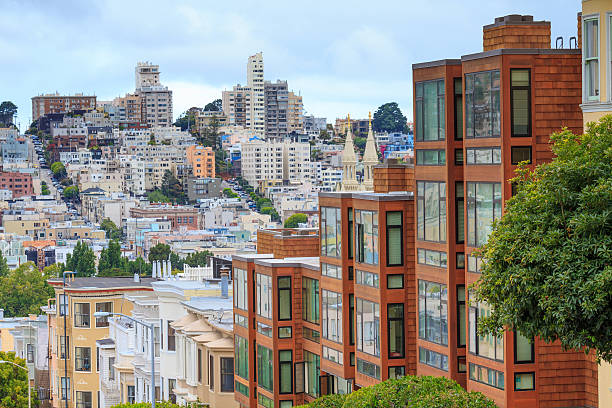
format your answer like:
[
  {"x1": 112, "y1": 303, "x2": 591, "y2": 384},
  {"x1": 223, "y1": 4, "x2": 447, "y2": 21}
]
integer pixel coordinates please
[
  {"x1": 322, "y1": 290, "x2": 342, "y2": 343},
  {"x1": 418, "y1": 280, "x2": 448, "y2": 346},
  {"x1": 233, "y1": 267, "x2": 248, "y2": 311},
  {"x1": 584, "y1": 17, "x2": 599, "y2": 101},
  {"x1": 302, "y1": 277, "x2": 319, "y2": 324},
  {"x1": 256, "y1": 273, "x2": 272, "y2": 319}
]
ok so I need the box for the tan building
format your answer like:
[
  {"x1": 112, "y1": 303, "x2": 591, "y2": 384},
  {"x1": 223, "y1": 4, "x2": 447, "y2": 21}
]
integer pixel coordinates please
[
  {"x1": 195, "y1": 111, "x2": 228, "y2": 134},
  {"x1": 135, "y1": 63, "x2": 173, "y2": 127},
  {"x1": 2, "y1": 211, "x2": 50, "y2": 237},
  {"x1": 186, "y1": 145, "x2": 215, "y2": 178},
  {"x1": 288, "y1": 91, "x2": 304, "y2": 134},
  {"x1": 39, "y1": 221, "x2": 106, "y2": 241},
  {"x1": 31, "y1": 93, "x2": 96, "y2": 121},
  {"x1": 581, "y1": 2, "x2": 612, "y2": 407},
  {"x1": 112, "y1": 94, "x2": 142, "y2": 123},
  {"x1": 46, "y1": 276, "x2": 156, "y2": 408}
]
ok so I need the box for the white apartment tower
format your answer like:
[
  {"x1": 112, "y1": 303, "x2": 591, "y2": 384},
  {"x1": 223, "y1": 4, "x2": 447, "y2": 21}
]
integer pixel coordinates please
[
  {"x1": 241, "y1": 139, "x2": 310, "y2": 186},
  {"x1": 247, "y1": 52, "x2": 265, "y2": 134},
  {"x1": 135, "y1": 62, "x2": 173, "y2": 127}
]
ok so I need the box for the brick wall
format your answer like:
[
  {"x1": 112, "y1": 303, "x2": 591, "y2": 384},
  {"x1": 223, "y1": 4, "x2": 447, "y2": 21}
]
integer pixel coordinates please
[
  {"x1": 373, "y1": 160, "x2": 415, "y2": 193},
  {"x1": 483, "y1": 15, "x2": 551, "y2": 51},
  {"x1": 256, "y1": 229, "x2": 319, "y2": 258}
]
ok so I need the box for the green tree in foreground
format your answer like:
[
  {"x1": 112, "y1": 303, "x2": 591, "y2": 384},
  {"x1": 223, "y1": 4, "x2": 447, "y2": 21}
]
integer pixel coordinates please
[
  {"x1": 0, "y1": 101, "x2": 17, "y2": 126},
  {"x1": 475, "y1": 116, "x2": 612, "y2": 361},
  {"x1": 148, "y1": 243, "x2": 171, "y2": 264},
  {"x1": 183, "y1": 250, "x2": 211, "y2": 267},
  {"x1": 101, "y1": 218, "x2": 122, "y2": 240},
  {"x1": 0, "y1": 254, "x2": 9, "y2": 278},
  {"x1": 66, "y1": 241, "x2": 96, "y2": 277},
  {"x1": 300, "y1": 375, "x2": 497, "y2": 408},
  {"x1": 260, "y1": 206, "x2": 280, "y2": 222},
  {"x1": 284, "y1": 213, "x2": 308, "y2": 228},
  {"x1": 372, "y1": 102, "x2": 408, "y2": 133},
  {"x1": 63, "y1": 185, "x2": 79, "y2": 200},
  {"x1": 50, "y1": 161, "x2": 66, "y2": 178},
  {"x1": 0, "y1": 262, "x2": 55, "y2": 317},
  {"x1": 147, "y1": 189, "x2": 171, "y2": 203},
  {"x1": 0, "y1": 351, "x2": 37, "y2": 408}
]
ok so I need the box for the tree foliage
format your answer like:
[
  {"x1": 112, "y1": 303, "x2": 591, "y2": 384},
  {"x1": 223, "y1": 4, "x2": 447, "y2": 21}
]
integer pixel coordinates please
[
  {"x1": 260, "y1": 206, "x2": 279, "y2": 222},
  {"x1": 50, "y1": 161, "x2": 66, "y2": 178},
  {"x1": 0, "y1": 262, "x2": 55, "y2": 317},
  {"x1": 0, "y1": 351, "x2": 37, "y2": 408},
  {"x1": 147, "y1": 189, "x2": 171, "y2": 203},
  {"x1": 0, "y1": 254, "x2": 9, "y2": 278},
  {"x1": 101, "y1": 218, "x2": 122, "y2": 240},
  {"x1": 66, "y1": 241, "x2": 96, "y2": 277},
  {"x1": 475, "y1": 116, "x2": 612, "y2": 361},
  {"x1": 223, "y1": 188, "x2": 238, "y2": 198},
  {"x1": 173, "y1": 112, "x2": 196, "y2": 131},
  {"x1": 372, "y1": 102, "x2": 407, "y2": 133},
  {"x1": 284, "y1": 213, "x2": 308, "y2": 228},
  {"x1": 161, "y1": 170, "x2": 185, "y2": 204},
  {"x1": 98, "y1": 240, "x2": 123, "y2": 276},
  {"x1": 0, "y1": 101, "x2": 17, "y2": 126},
  {"x1": 299, "y1": 375, "x2": 497, "y2": 408},
  {"x1": 183, "y1": 250, "x2": 211, "y2": 267},
  {"x1": 204, "y1": 99, "x2": 222, "y2": 112},
  {"x1": 63, "y1": 185, "x2": 79, "y2": 199},
  {"x1": 148, "y1": 243, "x2": 171, "y2": 264}
]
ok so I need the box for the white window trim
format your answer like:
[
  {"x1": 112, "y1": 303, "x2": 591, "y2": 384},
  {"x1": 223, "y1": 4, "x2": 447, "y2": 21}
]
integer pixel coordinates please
[{"x1": 583, "y1": 13, "x2": 601, "y2": 103}]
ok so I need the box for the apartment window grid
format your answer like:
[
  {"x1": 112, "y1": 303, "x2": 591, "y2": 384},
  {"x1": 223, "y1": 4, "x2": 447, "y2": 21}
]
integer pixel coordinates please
[
  {"x1": 465, "y1": 70, "x2": 501, "y2": 138},
  {"x1": 418, "y1": 280, "x2": 448, "y2": 346},
  {"x1": 510, "y1": 69, "x2": 531, "y2": 137},
  {"x1": 417, "y1": 181, "x2": 446, "y2": 243},
  {"x1": 415, "y1": 79, "x2": 445, "y2": 141},
  {"x1": 584, "y1": 17, "x2": 599, "y2": 101}
]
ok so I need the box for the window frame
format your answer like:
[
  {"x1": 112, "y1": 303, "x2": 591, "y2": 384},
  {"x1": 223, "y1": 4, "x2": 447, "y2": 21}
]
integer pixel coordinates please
[
  {"x1": 321, "y1": 289, "x2": 343, "y2": 344},
  {"x1": 514, "y1": 372, "x2": 536, "y2": 391},
  {"x1": 466, "y1": 182, "x2": 502, "y2": 248},
  {"x1": 583, "y1": 15, "x2": 600, "y2": 102},
  {"x1": 465, "y1": 147, "x2": 502, "y2": 165},
  {"x1": 454, "y1": 77, "x2": 463, "y2": 140},
  {"x1": 454, "y1": 148, "x2": 463, "y2": 165},
  {"x1": 74, "y1": 346, "x2": 92, "y2": 372},
  {"x1": 416, "y1": 181, "x2": 447, "y2": 243},
  {"x1": 415, "y1": 149, "x2": 446, "y2": 166},
  {"x1": 510, "y1": 146, "x2": 532, "y2": 165},
  {"x1": 387, "y1": 303, "x2": 405, "y2": 359},
  {"x1": 95, "y1": 302, "x2": 112, "y2": 328},
  {"x1": 356, "y1": 297, "x2": 380, "y2": 357},
  {"x1": 302, "y1": 277, "x2": 320, "y2": 324},
  {"x1": 355, "y1": 209, "x2": 379, "y2": 265},
  {"x1": 418, "y1": 280, "x2": 448, "y2": 346},
  {"x1": 514, "y1": 331, "x2": 535, "y2": 364},
  {"x1": 465, "y1": 69, "x2": 501, "y2": 139},
  {"x1": 386, "y1": 211, "x2": 403, "y2": 267},
  {"x1": 418, "y1": 347, "x2": 449, "y2": 371},
  {"x1": 278, "y1": 276, "x2": 292, "y2": 321},
  {"x1": 510, "y1": 68, "x2": 531, "y2": 137},
  {"x1": 386, "y1": 274, "x2": 404, "y2": 289},
  {"x1": 73, "y1": 302, "x2": 90, "y2": 328},
  {"x1": 457, "y1": 285, "x2": 466, "y2": 348},
  {"x1": 220, "y1": 357, "x2": 234, "y2": 393},
  {"x1": 256, "y1": 273, "x2": 273, "y2": 320},
  {"x1": 75, "y1": 391, "x2": 92, "y2": 408},
  {"x1": 415, "y1": 78, "x2": 445, "y2": 142},
  {"x1": 279, "y1": 350, "x2": 293, "y2": 394}
]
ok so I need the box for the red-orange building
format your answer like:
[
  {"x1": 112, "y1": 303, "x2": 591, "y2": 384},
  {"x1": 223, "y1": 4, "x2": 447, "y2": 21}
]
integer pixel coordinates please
[
  {"x1": 0, "y1": 171, "x2": 34, "y2": 198},
  {"x1": 31, "y1": 93, "x2": 96, "y2": 121}
]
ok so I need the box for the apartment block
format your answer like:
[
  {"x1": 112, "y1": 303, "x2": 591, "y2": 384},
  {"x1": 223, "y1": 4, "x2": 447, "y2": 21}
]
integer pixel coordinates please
[
  {"x1": 287, "y1": 92, "x2": 304, "y2": 134},
  {"x1": 111, "y1": 93, "x2": 143, "y2": 124},
  {"x1": 129, "y1": 205, "x2": 199, "y2": 231},
  {"x1": 241, "y1": 140, "x2": 310, "y2": 186},
  {"x1": 223, "y1": 86, "x2": 255, "y2": 130},
  {"x1": 31, "y1": 93, "x2": 96, "y2": 121},
  {"x1": 134, "y1": 62, "x2": 173, "y2": 127},
  {"x1": 247, "y1": 52, "x2": 265, "y2": 135},
  {"x1": 264, "y1": 81, "x2": 289, "y2": 139},
  {"x1": 0, "y1": 170, "x2": 34, "y2": 197},
  {"x1": 186, "y1": 145, "x2": 215, "y2": 178}
]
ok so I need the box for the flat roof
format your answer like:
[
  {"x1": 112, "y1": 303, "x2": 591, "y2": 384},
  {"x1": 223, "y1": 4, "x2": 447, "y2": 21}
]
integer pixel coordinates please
[
  {"x1": 412, "y1": 59, "x2": 461, "y2": 70},
  {"x1": 319, "y1": 191, "x2": 413, "y2": 201},
  {"x1": 48, "y1": 276, "x2": 157, "y2": 290},
  {"x1": 254, "y1": 256, "x2": 320, "y2": 270}
]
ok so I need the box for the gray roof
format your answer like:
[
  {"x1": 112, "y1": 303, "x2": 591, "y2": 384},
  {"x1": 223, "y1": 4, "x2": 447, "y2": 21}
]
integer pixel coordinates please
[
  {"x1": 182, "y1": 296, "x2": 233, "y2": 312},
  {"x1": 49, "y1": 276, "x2": 158, "y2": 290}
]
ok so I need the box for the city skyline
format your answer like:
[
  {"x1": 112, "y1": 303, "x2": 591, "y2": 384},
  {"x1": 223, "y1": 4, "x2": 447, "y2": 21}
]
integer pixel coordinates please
[{"x1": 2, "y1": 0, "x2": 580, "y2": 128}]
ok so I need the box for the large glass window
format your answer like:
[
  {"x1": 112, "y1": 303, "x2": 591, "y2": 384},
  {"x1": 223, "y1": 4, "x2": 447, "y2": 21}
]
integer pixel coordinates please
[
  {"x1": 257, "y1": 345, "x2": 273, "y2": 392},
  {"x1": 234, "y1": 335, "x2": 249, "y2": 380},
  {"x1": 416, "y1": 149, "x2": 446, "y2": 166},
  {"x1": 457, "y1": 286, "x2": 466, "y2": 347},
  {"x1": 355, "y1": 210, "x2": 378, "y2": 264},
  {"x1": 74, "y1": 303, "x2": 90, "y2": 328},
  {"x1": 348, "y1": 208, "x2": 354, "y2": 259},
  {"x1": 454, "y1": 78, "x2": 463, "y2": 140},
  {"x1": 321, "y1": 263, "x2": 341, "y2": 279},
  {"x1": 95, "y1": 302, "x2": 112, "y2": 328},
  {"x1": 466, "y1": 147, "x2": 501, "y2": 165},
  {"x1": 465, "y1": 70, "x2": 500, "y2": 138},
  {"x1": 349, "y1": 295, "x2": 355, "y2": 346},
  {"x1": 76, "y1": 391, "x2": 92, "y2": 408},
  {"x1": 305, "y1": 351, "x2": 320, "y2": 398},
  {"x1": 356, "y1": 358, "x2": 381, "y2": 380},
  {"x1": 302, "y1": 277, "x2": 319, "y2": 324},
  {"x1": 256, "y1": 273, "x2": 272, "y2": 319},
  {"x1": 470, "y1": 364, "x2": 505, "y2": 390},
  {"x1": 415, "y1": 79, "x2": 445, "y2": 141},
  {"x1": 221, "y1": 357, "x2": 234, "y2": 393},
  {"x1": 417, "y1": 181, "x2": 446, "y2": 242},
  {"x1": 75, "y1": 347, "x2": 91, "y2": 371},
  {"x1": 456, "y1": 182, "x2": 464, "y2": 244},
  {"x1": 322, "y1": 290, "x2": 342, "y2": 343},
  {"x1": 321, "y1": 207, "x2": 341, "y2": 258},
  {"x1": 278, "y1": 276, "x2": 291, "y2": 320},
  {"x1": 417, "y1": 248, "x2": 447, "y2": 268},
  {"x1": 356, "y1": 269, "x2": 379, "y2": 288},
  {"x1": 388, "y1": 304, "x2": 404, "y2": 358},
  {"x1": 279, "y1": 350, "x2": 293, "y2": 394},
  {"x1": 515, "y1": 372, "x2": 535, "y2": 391},
  {"x1": 418, "y1": 280, "x2": 448, "y2": 346},
  {"x1": 511, "y1": 69, "x2": 531, "y2": 136},
  {"x1": 515, "y1": 331, "x2": 534, "y2": 363},
  {"x1": 61, "y1": 377, "x2": 70, "y2": 400},
  {"x1": 469, "y1": 299, "x2": 504, "y2": 362},
  {"x1": 584, "y1": 18, "x2": 599, "y2": 101},
  {"x1": 233, "y1": 268, "x2": 248, "y2": 311},
  {"x1": 466, "y1": 182, "x2": 502, "y2": 247},
  {"x1": 322, "y1": 346, "x2": 343, "y2": 364},
  {"x1": 418, "y1": 347, "x2": 449, "y2": 371},
  {"x1": 386, "y1": 212, "x2": 403, "y2": 266},
  {"x1": 356, "y1": 298, "x2": 380, "y2": 356}
]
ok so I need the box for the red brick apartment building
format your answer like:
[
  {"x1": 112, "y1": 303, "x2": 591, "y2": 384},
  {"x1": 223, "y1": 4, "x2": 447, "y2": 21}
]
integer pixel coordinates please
[
  {"x1": 31, "y1": 93, "x2": 96, "y2": 121},
  {"x1": 0, "y1": 171, "x2": 34, "y2": 197},
  {"x1": 232, "y1": 14, "x2": 597, "y2": 408}
]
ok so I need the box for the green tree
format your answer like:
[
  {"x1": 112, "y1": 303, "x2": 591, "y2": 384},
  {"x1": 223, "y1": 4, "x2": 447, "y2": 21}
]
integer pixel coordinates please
[
  {"x1": 256, "y1": 197, "x2": 273, "y2": 211},
  {"x1": 50, "y1": 161, "x2": 66, "y2": 178},
  {"x1": 174, "y1": 110, "x2": 197, "y2": 131},
  {"x1": 318, "y1": 129, "x2": 331, "y2": 142},
  {"x1": 98, "y1": 240, "x2": 123, "y2": 276},
  {"x1": 260, "y1": 206, "x2": 280, "y2": 222},
  {"x1": 183, "y1": 250, "x2": 212, "y2": 267},
  {"x1": 204, "y1": 99, "x2": 222, "y2": 112},
  {"x1": 0, "y1": 254, "x2": 9, "y2": 278},
  {"x1": 161, "y1": 171, "x2": 185, "y2": 204},
  {"x1": 284, "y1": 213, "x2": 308, "y2": 228},
  {"x1": 354, "y1": 136, "x2": 367, "y2": 154},
  {"x1": 101, "y1": 218, "x2": 122, "y2": 240},
  {"x1": 66, "y1": 241, "x2": 96, "y2": 277},
  {"x1": 41, "y1": 181, "x2": 50, "y2": 195},
  {"x1": 170, "y1": 252, "x2": 183, "y2": 271},
  {"x1": 148, "y1": 134, "x2": 156, "y2": 145},
  {"x1": 148, "y1": 243, "x2": 171, "y2": 264},
  {"x1": 0, "y1": 262, "x2": 55, "y2": 317},
  {"x1": 147, "y1": 189, "x2": 171, "y2": 203},
  {"x1": 372, "y1": 102, "x2": 408, "y2": 133},
  {"x1": 0, "y1": 101, "x2": 17, "y2": 126},
  {"x1": 43, "y1": 263, "x2": 64, "y2": 278},
  {"x1": 223, "y1": 188, "x2": 238, "y2": 198},
  {"x1": 0, "y1": 351, "x2": 37, "y2": 408},
  {"x1": 123, "y1": 257, "x2": 152, "y2": 276},
  {"x1": 63, "y1": 185, "x2": 79, "y2": 200},
  {"x1": 475, "y1": 116, "x2": 612, "y2": 362}
]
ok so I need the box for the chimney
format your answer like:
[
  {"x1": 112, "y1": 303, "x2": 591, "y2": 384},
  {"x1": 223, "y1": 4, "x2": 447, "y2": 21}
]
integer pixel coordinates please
[
  {"x1": 133, "y1": 273, "x2": 140, "y2": 283},
  {"x1": 220, "y1": 271, "x2": 229, "y2": 299},
  {"x1": 483, "y1": 15, "x2": 551, "y2": 51},
  {"x1": 373, "y1": 159, "x2": 415, "y2": 193}
]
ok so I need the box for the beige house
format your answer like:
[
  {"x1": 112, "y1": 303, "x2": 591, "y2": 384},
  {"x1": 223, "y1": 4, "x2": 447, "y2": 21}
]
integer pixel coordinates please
[{"x1": 2, "y1": 211, "x2": 50, "y2": 237}]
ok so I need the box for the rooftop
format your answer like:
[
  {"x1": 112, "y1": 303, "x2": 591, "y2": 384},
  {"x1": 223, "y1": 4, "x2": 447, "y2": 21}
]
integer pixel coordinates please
[{"x1": 48, "y1": 276, "x2": 157, "y2": 290}]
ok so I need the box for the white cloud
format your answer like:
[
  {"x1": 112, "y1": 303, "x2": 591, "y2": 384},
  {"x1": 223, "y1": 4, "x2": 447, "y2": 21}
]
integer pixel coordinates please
[{"x1": 165, "y1": 81, "x2": 227, "y2": 119}]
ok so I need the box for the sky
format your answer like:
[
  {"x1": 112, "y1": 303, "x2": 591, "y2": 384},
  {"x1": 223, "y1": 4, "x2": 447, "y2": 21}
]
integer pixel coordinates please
[{"x1": 1, "y1": 0, "x2": 581, "y2": 128}]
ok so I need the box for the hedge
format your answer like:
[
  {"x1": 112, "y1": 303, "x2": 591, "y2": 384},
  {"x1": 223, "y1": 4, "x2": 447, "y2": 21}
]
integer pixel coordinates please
[{"x1": 298, "y1": 375, "x2": 498, "y2": 408}]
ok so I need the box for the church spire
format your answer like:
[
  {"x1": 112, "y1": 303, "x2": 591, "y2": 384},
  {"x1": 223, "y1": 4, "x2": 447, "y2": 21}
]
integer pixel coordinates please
[
  {"x1": 362, "y1": 111, "x2": 379, "y2": 191},
  {"x1": 340, "y1": 114, "x2": 360, "y2": 191}
]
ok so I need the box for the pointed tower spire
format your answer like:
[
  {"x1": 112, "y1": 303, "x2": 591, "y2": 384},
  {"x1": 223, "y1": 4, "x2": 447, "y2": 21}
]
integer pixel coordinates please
[
  {"x1": 340, "y1": 114, "x2": 360, "y2": 191},
  {"x1": 362, "y1": 111, "x2": 379, "y2": 191}
]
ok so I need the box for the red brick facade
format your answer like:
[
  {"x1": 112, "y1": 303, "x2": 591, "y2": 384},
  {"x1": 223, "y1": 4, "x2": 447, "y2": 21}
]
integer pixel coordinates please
[{"x1": 0, "y1": 171, "x2": 34, "y2": 197}]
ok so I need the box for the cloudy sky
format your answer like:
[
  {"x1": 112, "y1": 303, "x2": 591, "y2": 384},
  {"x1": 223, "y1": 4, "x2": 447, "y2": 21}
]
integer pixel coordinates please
[{"x1": 2, "y1": 0, "x2": 580, "y2": 128}]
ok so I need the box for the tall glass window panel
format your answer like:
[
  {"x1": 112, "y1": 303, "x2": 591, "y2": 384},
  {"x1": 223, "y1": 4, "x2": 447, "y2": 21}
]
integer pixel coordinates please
[
  {"x1": 256, "y1": 273, "x2": 272, "y2": 319},
  {"x1": 417, "y1": 181, "x2": 446, "y2": 242},
  {"x1": 386, "y1": 212, "x2": 403, "y2": 266},
  {"x1": 302, "y1": 277, "x2": 320, "y2": 324},
  {"x1": 415, "y1": 79, "x2": 445, "y2": 141},
  {"x1": 388, "y1": 304, "x2": 404, "y2": 358},
  {"x1": 584, "y1": 18, "x2": 599, "y2": 100},
  {"x1": 515, "y1": 332, "x2": 534, "y2": 363},
  {"x1": 321, "y1": 207, "x2": 341, "y2": 258},
  {"x1": 278, "y1": 276, "x2": 292, "y2": 321},
  {"x1": 454, "y1": 78, "x2": 463, "y2": 140},
  {"x1": 418, "y1": 280, "x2": 448, "y2": 346},
  {"x1": 469, "y1": 299, "x2": 504, "y2": 362},
  {"x1": 305, "y1": 351, "x2": 320, "y2": 398},
  {"x1": 257, "y1": 345, "x2": 273, "y2": 392},
  {"x1": 356, "y1": 298, "x2": 380, "y2": 356},
  {"x1": 511, "y1": 69, "x2": 531, "y2": 136},
  {"x1": 466, "y1": 182, "x2": 502, "y2": 247},
  {"x1": 279, "y1": 350, "x2": 293, "y2": 394},
  {"x1": 457, "y1": 286, "x2": 466, "y2": 347},
  {"x1": 234, "y1": 268, "x2": 248, "y2": 311},
  {"x1": 465, "y1": 70, "x2": 500, "y2": 138},
  {"x1": 322, "y1": 290, "x2": 343, "y2": 343},
  {"x1": 456, "y1": 182, "x2": 464, "y2": 244},
  {"x1": 355, "y1": 210, "x2": 378, "y2": 264},
  {"x1": 234, "y1": 335, "x2": 248, "y2": 380},
  {"x1": 348, "y1": 208, "x2": 354, "y2": 259}
]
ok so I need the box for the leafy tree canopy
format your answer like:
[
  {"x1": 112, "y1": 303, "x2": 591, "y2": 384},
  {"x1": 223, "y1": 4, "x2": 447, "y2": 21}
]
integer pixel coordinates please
[
  {"x1": 0, "y1": 101, "x2": 17, "y2": 126},
  {"x1": 0, "y1": 262, "x2": 55, "y2": 317},
  {"x1": 183, "y1": 250, "x2": 211, "y2": 268},
  {"x1": 372, "y1": 102, "x2": 408, "y2": 133},
  {"x1": 161, "y1": 170, "x2": 185, "y2": 204},
  {"x1": 475, "y1": 116, "x2": 612, "y2": 361},
  {"x1": 204, "y1": 99, "x2": 222, "y2": 112},
  {"x1": 148, "y1": 243, "x2": 171, "y2": 264},
  {"x1": 260, "y1": 206, "x2": 280, "y2": 222},
  {"x1": 284, "y1": 213, "x2": 308, "y2": 228},
  {"x1": 66, "y1": 241, "x2": 96, "y2": 277},
  {"x1": 147, "y1": 189, "x2": 171, "y2": 203},
  {"x1": 0, "y1": 254, "x2": 9, "y2": 278},
  {"x1": 63, "y1": 185, "x2": 79, "y2": 199},
  {"x1": 223, "y1": 188, "x2": 238, "y2": 198},
  {"x1": 50, "y1": 161, "x2": 66, "y2": 177},
  {"x1": 101, "y1": 218, "x2": 122, "y2": 240},
  {"x1": 0, "y1": 351, "x2": 37, "y2": 408},
  {"x1": 98, "y1": 240, "x2": 123, "y2": 276}
]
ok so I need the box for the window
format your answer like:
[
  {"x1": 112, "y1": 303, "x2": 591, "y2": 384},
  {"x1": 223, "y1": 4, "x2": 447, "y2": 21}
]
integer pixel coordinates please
[
  {"x1": 302, "y1": 277, "x2": 319, "y2": 324},
  {"x1": 355, "y1": 210, "x2": 378, "y2": 264},
  {"x1": 322, "y1": 290, "x2": 342, "y2": 343},
  {"x1": 515, "y1": 372, "x2": 535, "y2": 391},
  {"x1": 419, "y1": 347, "x2": 449, "y2": 371},
  {"x1": 511, "y1": 69, "x2": 531, "y2": 136},
  {"x1": 418, "y1": 280, "x2": 448, "y2": 346},
  {"x1": 303, "y1": 327, "x2": 320, "y2": 343},
  {"x1": 456, "y1": 182, "x2": 465, "y2": 244},
  {"x1": 356, "y1": 358, "x2": 381, "y2": 380},
  {"x1": 349, "y1": 295, "x2": 355, "y2": 346},
  {"x1": 60, "y1": 336, "x2": 69, "y2": 359},
  {"x1": 348, "y1": 208, "x2": 354, "y2": 259},
  {"x1": 388, "y1": 304, "x2": 404, "y2": 358},
  {"x1": 466, "y1": 182, "x2": 502, "y2": 247},
  {"x1": 469, "y1": 299, "x2": 504, "y2": 361},
  {"x1": 234, "y1": 268, "x2": 248, "y2": 311},
  {"x1": 220, "y1": 357, "x2": 234, "y2": 392},
  {"x1": 95, "y1": 302, "x2": 112, "y2": 327},
  {"x1": 465, "y1": 147, "x2": 501, "y2": 165},
  {"x1": 454, "y1": 149, "x2": 463, "y2": 165},
  {"x1": 416, "y1": 149, "x2": 445, "y2": 166},
  {"x1": 387, "y1": 274, "x2": 403, "y2": 289},
  {"x1": 386, "y1": 212, "x2": 403, "y2": 266},
  {"x1": 209, "y1": 354, "x2": 214, "y2": 391},
  {"x1": 280, "y1": 401, "x2": 293, "y2": 408},
  {"x1": 415, "y1": 79, "x2": 445, "y2": 141},
  {"x1": 109, "y1": 357, "x2": 115, "y2": 381},
  {"x1": 389, "y1": 366, "x2": 405, "y2": 379},
  {"x1": 197, "y1": 349, "x2": 202, "y2": 383},
  {"x1": 167, "y1": 321, "x2": 176, "y2": 351},
  {"x1": 75, "y1": 347, "x2": 91, "y2": 371},
  {"x1": 279, "y1": 350, "x2": 293, "y2": 394},
  {"x1": 26, "y1": 344, "x2": 34, "y2": 363},
  {"x1": 356, "y1": 269, "x2": 379, "y2": 288},
  {"x1": 234, "y1": 313, "x2": 248, "y2": 328},
  {"x1": 256, "y1": 273, "x2": 272, "y2": 319},
  {"x1": 457, "y1": 286, "x2": 466, "y2": 347},
  {"x1": 417, "y1": 248, "x2": 447, "y2": 268},
  {"x1": 59, "y1": 294, "x2": 68, "y2": 316},
  {"x1": 515, "y1": 331, "x2": 534, "y2": 363},
  {"x1": 321, "y1": 207, "x2": 341, "y2": 258},
  {"x1": 465, "y1": 70, "x2": 500, "y2": 138},
  {"x1": 74, "y1": 303, "x2": 90, "y2": 328},
  {"x1": 454, "y1": 78, "x2": 463, "y2": 140},
  {"x1": 234, "y1": 335, "x2": 248, "y2": 380},
  {"x1": 467, "y1": 254, "x2": 484, "y2": 273},
  {"x1": 322, "y1": 345, "x2": 343, "y2": 364},
  {"x1": 235, "y1": 381, "x2": 249, "y2": 397},
  {"x1": 470, "y1": 363, "x2": 505, "y2": 390},
  {"x1": 257, "y1": 322, "x2": 272, "y2": 337},
  {"x1": 417, "y1": 181, "x2": 446, "y2": 242},
  {"x1": 61, "y1": 377, "x2": 70, "y2": 400},
  {"x1": 511, "y1": 146, "x2": 532, "y2": 164},
  {"x1": 278, "y1": 327, "x2": 292, "y2": 338},
  {"x1": 305, "y1": 351, "x2": 320, "y2": 397},
  {"x1": 356, "y1": 298, "x2": 380, "y2": 356},
  {"x1": 584, "y1": 18, "x2": 599, "y2": 101},
  {"x1": 458, "y1": 356, "x2": 467, "y2": 373},
  {"x1": 321, "y1": 263, "x2": 341, "y2": 279}
]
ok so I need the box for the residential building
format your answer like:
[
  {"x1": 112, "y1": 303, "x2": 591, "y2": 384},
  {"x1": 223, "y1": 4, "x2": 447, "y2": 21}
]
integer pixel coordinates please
[
  {"x1": 241, "y1": 140, "x2": 310, "y2": 186},
  {"x1": 287, "y1": 92, "x2": 304, "y2": 134},
  {"x1": 334, "y1": 117, "x2": 369, "y2": 137},
  {"x1": 134, "y1": 62, "x2": 173, "y2": 127},
  {"x1": 186, "y1": 177, "x2": 222, "y2": 202},
  {"x1": 303, "y1": 116, "x2": 326, "y2": 137},
  {"x1": 247, "y1": 52, "x2": 265, "y2": 135},
  {"x1": 195, "y1": 111, "x2": 228, "y2": 134},
  {"x1": 2, "y1": 210, "x2": 50, "y2": 236},
  {"x1": 1, "y1": 133, "x2": 30, "y2": 164},
  {"x1": 111, "y1": 93, "x2": 143, "y2": 124},
  {"x1": 0, "y1": 170, "x2": 34, "y2": 197},
  {"x1": 130, "y1": 205, "x2": 199, "y2": 231},
  {"x1": 31, "y1": 93, "x2": 96, "y2": 121},
  {"x1": 264, "y1": 81, "x2": 289, "y2": 139},
  {"x1": 186, "y1": 145, "x2": 215, "y2": 178}
]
